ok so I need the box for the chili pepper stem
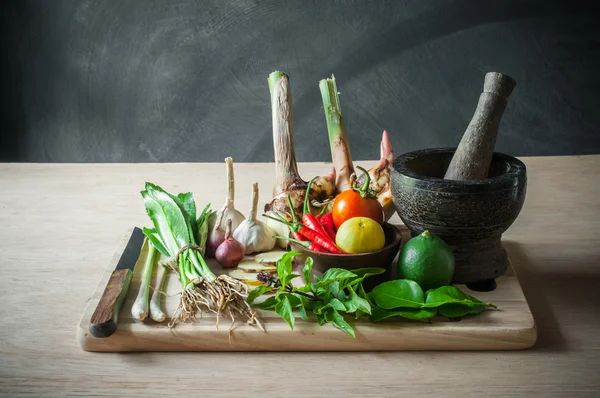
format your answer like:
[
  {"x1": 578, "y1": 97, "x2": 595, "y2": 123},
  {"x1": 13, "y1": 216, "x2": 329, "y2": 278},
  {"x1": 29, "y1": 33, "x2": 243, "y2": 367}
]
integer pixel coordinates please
[
  {"x1": 263, "y1": 213, "x2": 294, "y2": 228},
  {"x1": 272, "y1": 235, "x2": 310, "y2": 248},
  {"x1": 303, "y1": 179, "x2": 314, "y2": 215},
  {"x1": 288, "y1": 194, "x2": 300, "y2": 224}
]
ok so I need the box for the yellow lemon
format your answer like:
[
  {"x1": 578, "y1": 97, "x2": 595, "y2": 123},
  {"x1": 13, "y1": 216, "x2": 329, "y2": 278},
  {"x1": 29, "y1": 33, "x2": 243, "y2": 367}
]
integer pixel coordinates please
[{"x1": 335, "y1": 217, "x2": 386, "y2": 254}]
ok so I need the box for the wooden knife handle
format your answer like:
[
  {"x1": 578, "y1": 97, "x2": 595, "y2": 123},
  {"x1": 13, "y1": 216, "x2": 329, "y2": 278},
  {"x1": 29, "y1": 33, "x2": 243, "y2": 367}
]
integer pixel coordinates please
[{"x1": 89, "y1": 269, "x2": 133, "y2": 338}]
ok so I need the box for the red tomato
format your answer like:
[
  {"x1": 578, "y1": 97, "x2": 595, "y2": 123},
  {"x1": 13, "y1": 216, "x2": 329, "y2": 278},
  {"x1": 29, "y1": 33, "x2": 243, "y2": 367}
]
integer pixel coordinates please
[{"x1": 332, "y1": 190, "x2": 384, "y2": 229}]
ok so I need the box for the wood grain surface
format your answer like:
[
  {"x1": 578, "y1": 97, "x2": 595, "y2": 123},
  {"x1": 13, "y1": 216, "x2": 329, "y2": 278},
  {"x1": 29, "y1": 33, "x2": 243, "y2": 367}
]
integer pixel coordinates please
[
  {"x1": 1, "y1": 157, "x2": 599, "y2": 396},
  {"x1": 77, "y1": 229, "x2": 535, "y2": 352}
]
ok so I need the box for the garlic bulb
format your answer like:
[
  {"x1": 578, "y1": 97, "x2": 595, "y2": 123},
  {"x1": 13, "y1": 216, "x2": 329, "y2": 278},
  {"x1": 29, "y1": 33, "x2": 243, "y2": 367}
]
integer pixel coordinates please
[
  {"x1": 265, "y1": 210, "x2": 291, "y2": 249},
  {"x1": 233, "y1": 183, "x2": 276, "y2": 254},
  {"x1": 209, "y1": 157, "x2": 245, "y2": 233}
]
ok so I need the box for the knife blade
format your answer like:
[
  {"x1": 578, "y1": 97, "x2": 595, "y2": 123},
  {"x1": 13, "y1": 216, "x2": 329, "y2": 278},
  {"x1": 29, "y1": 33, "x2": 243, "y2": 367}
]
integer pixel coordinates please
[{"x1": 89, "y1": 227, "x2": 145, "y2": 338}]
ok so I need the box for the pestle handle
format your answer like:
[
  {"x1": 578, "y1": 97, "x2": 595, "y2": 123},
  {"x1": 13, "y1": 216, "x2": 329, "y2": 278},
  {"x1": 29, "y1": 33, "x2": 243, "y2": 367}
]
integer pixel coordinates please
[
  {"x1": 444, "y1": 72, "x2": 516, "y2": 181},
  {"x1": 483, "y1": 72, "x2": 516, "y2": 100}
]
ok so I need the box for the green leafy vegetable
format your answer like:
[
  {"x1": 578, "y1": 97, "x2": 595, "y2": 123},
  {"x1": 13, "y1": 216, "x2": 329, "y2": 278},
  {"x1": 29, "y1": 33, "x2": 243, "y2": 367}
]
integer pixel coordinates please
[
  {"x1": 423, "y1": 286, "x2": 496, "y2": 318},
  {"x1": 247, "y1": 286, "x2": 271, "y2": 303},
  {"x1": 347, "y1": 267, "x2": 386, "y2": 287},
  {"x1": 275, "y1": 296, "x2": 295, "y2": 329},
  {"x1": 296, "y1": 302, "x2": 309, "y2": 321},
  {"x1": 368, "y1": 283, "x2": 496, "y2": 322},
  {"x1": 140, "y1": 182, "x2": 259, "y2": 330},
  {"x1": 314, "y1": 298, "x2": 346, "y2": 313},
  {"x1": 302, "y1": 257, "x2": 313, "y2": 285},
  {"x1": 142, "y1": 227, "x2": 170, "y2": 257},
  {"x1": 254, "y1": 296, "x2": 279, "y2": 310},
  {"x1": 343, "y1": 286, "x2": 371, "y2": 314},
  {"x1": 247, "y1": 252, "x2": 385, "y2": 337},
  {"x1": 369, "y1": 279, "x2": 425, "y2": 309},
  {"x1": 325, "y1": 309, "x2": 355, "y2": 338},
  {"x1": 423, "y1": 285, "x2": 495, "y2": 309},
  {"x1": 141, "y1": 184, "x2": 191, "y2": 255},
  {"x1": 195, "y1": 203, "x2": 212, "y2": 252},
  {"x1": 276, "y1": 251, "x2": 298, "y2": 286},
  {"x1": 357, "y1": 284, "x2": 373, "y2": 306},
  {"x1": 317, "y1": 268, "x2": 357, "y2": 286},
  {"x1": 176, "y1": 192, "x2": 197, "y2": 238},
  {"x1": 437, "y1": 303, "x2": 482, "y2": 318},
  {"x1": 246, "y1": 251, "x2": 497, "y2": 333},
  {"x1": 370, "y1": 306, "x2": 437, "y2": 322}
]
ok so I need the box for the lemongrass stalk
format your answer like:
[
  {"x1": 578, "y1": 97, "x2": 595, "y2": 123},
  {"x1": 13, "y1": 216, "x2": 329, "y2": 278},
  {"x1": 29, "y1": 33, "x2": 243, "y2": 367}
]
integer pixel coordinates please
[
  {"x1": 268, "y1": 71, "x2": 305, "y2": 195},
  {"x1": 131, "y1": 242, "x2": 157, "y2": 321},
  {"x1": 319, "y1": 75, "x2": 355, "y2": 192},
  {"x1": 149, "y1": 263, "x2": 169, "y2": 322}
]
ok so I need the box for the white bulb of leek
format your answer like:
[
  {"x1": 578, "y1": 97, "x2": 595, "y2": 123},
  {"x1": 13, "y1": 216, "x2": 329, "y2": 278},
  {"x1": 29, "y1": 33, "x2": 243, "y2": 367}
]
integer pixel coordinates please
[
  {"x1": 149, "y1": 262, "x2": 169, "y2": 323},
  {"x1": 131, "y1": 242, "x2": 157, "y2": 321},
  {"x1": 233, "y1": 183, "x2": 276, "y2": 255}
]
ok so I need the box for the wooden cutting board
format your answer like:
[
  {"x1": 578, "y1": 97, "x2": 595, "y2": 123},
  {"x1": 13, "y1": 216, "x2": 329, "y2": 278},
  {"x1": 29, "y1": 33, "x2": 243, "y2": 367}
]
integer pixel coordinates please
[{"x1": 77, "y1": 227, "x2": 537, "y2": 351}]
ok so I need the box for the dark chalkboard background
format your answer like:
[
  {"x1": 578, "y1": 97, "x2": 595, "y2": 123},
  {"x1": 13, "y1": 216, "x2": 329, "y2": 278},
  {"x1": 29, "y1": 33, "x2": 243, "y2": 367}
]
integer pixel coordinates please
[{"x1": 1, "y1": 0, "x2": 599, "y2": 163}]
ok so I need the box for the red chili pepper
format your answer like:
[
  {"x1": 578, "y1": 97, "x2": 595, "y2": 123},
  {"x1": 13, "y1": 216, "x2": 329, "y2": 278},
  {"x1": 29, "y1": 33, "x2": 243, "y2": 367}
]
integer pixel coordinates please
[
  {"x1": 299, "y1": 226, "x2": 345, "y2": 254},
  {"x1": 309, "y1": 243, "x2": 328, "y2": 253},
  {"x1": 303, "y1": 212, "x2": 330, "y2": 238},
  {"x1": 292, "y1": 231, "x2": 306, "y2": 241},
  {"x1": 303, "y1": 179, "x2": 337, "y2": 245},
  {"x1": 320, "y1": 213, "x2": 336, "y2": 240}
]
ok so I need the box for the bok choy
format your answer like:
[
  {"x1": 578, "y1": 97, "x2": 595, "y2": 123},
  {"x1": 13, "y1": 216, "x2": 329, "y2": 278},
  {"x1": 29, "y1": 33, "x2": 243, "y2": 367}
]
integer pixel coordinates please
[{"x1": 140, "y1": 182, "x2": 261, "y2": 329}]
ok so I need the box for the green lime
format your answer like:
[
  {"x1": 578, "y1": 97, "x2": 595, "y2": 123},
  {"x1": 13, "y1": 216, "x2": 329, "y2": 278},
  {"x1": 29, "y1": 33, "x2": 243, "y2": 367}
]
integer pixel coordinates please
[{"x1": 398, "y1": 230, "x2": 455, "y2": 291}]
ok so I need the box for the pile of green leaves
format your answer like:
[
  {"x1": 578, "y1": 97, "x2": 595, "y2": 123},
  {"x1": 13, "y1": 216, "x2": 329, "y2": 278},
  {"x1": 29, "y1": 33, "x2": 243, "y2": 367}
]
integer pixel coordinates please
[
  {"x1": 369, "y1": 279, "x2": 497, "y2": 322},
  {"x1": 247, "y1": 252, "x2": 385, "y2": 337},
  {"x1": 247, "y1": 252, "x2": 497, "y2": 337}
]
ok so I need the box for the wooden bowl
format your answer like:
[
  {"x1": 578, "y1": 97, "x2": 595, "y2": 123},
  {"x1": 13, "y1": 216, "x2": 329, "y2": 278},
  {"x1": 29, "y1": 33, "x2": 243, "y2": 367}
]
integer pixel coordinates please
[
  {"x1": 390, "y1": 147, "x2": 527, "y2": 289},
  {"x1": 290, "y1": 223, "x2": 402, "y2": 292}
]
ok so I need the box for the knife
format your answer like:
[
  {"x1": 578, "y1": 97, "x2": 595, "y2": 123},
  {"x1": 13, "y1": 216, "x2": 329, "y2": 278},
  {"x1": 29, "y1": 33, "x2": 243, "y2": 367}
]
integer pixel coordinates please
[{"x1": 89, "y1": 227, "x2": 145, "y2": 338}]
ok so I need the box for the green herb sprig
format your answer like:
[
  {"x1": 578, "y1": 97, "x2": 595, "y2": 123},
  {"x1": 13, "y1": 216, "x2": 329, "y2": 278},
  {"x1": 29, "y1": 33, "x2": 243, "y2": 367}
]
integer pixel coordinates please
[
  {"x1": 247, "y1": 252, "x2": 385, "y2": 337},
  {"x1": 247, "y1": 253, "x2": 497, "y2": 337}
]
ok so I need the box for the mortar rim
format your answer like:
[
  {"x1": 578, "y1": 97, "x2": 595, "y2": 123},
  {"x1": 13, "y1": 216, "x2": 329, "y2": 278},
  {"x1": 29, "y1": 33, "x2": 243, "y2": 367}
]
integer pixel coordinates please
[{"x1": 392, "y1": 147, "x2": 526, "y2": 186}]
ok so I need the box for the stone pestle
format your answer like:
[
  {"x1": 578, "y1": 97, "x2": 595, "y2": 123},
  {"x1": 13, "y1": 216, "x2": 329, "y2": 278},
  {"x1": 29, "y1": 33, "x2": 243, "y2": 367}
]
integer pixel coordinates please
[{"x1": 444, "y1": 72, "x2": 516, "y2": 181}]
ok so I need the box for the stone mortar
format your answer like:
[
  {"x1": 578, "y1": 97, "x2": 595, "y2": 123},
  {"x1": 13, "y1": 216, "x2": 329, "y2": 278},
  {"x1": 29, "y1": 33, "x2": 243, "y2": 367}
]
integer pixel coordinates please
[{"x1": 391, "y1": 147, "x2": 527, "y2": 289}]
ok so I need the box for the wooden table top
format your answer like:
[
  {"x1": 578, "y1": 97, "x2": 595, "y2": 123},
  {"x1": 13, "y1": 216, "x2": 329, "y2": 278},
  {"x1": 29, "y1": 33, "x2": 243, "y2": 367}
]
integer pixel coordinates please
[{"x1": 1, "y1": 156, "x2": 599, "y2": 397}]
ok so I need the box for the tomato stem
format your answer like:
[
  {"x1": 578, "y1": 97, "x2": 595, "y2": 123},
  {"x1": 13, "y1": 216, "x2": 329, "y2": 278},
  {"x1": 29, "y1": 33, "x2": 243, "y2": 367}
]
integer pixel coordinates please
[{"x1": 353, "y1": 166, "x2": 376, "y2": 198}]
